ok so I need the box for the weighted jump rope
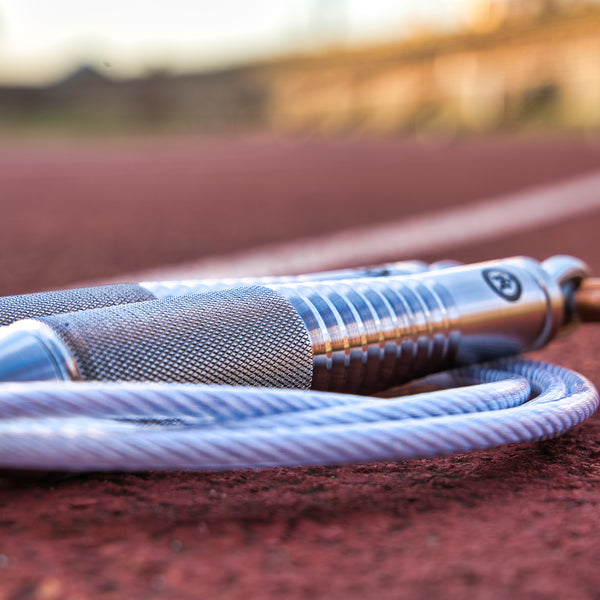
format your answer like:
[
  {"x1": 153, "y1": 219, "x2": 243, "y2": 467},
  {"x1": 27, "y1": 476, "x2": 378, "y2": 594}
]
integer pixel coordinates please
[{"x1": 0, "y1": 255, "x2": 597, "y2": 471}]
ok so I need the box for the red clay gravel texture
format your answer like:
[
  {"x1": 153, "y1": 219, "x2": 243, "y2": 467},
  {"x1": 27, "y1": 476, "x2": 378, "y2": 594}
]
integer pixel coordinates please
[{"x1": 1, "y1": 135, "x2": 600, "y2": 600}]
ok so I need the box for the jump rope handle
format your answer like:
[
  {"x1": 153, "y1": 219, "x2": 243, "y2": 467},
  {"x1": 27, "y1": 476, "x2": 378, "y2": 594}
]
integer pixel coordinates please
[
  {"x1": 0, "y1": 260, "x2": 436, "y2": 328},
  {"x1": 0, "y1": 256, "x2": 588, "y2": 394}
]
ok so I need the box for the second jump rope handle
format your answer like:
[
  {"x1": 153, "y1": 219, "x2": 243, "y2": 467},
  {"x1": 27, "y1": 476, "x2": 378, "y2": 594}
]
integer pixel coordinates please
[{"x1": 0, "y1": 261, "x2": 436, "y2": 327}]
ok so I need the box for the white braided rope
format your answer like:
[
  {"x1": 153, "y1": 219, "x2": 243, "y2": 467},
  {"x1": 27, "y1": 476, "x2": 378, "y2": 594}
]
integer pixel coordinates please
[{"x1": 0, "y1": 358, "x2": 596, "y2": 471}]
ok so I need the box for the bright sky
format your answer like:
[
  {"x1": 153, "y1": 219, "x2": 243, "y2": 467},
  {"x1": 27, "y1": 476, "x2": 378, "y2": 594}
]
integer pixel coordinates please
[{"x1": 0, "y1": 1, "x2": 461, "y2": 85}]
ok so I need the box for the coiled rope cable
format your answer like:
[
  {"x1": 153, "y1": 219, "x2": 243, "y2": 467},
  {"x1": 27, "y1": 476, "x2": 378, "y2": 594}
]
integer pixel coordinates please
[
  {"x1": 0, "y1": 358, "x2": 596, "y2": 471},
  {"x1": 0, "y1": 256, "x2": 598, "y2": 471}
]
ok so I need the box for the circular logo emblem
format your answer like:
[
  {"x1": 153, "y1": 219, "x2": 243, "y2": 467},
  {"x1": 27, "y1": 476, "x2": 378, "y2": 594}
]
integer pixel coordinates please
[{"x1": 482, "y1": 268, "x2": 522, "y2": 302}]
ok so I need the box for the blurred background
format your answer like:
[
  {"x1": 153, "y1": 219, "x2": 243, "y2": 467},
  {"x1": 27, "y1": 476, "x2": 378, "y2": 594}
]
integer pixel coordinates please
[
  {"x1": 0, "y1": 0, "x2": 599, "y2": 296},
  {"x1": 1, "y1": 0, "x2": 600, "y2": 136}
]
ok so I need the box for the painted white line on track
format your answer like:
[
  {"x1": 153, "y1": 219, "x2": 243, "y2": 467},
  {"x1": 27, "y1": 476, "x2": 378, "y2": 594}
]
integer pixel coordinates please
[{"x1": 117, "y1": 170, "x2": 600, "y2": 281}]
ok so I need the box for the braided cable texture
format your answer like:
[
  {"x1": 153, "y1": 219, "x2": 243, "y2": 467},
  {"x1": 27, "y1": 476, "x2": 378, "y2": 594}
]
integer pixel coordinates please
[
  {"x1": 0, "y1": 359, "x2": 596, "y2": 470},
  {"x1": 38, "y1": 286, "x2": 313, "y2": 388}
]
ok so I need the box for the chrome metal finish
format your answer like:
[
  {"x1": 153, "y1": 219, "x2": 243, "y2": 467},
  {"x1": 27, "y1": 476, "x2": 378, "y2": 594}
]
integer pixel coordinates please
[
  {"x1": 541, "y1": 255, "x2": 590, "y2": 327},
  {"x1": 0, "y1": 261, "x2": 441, "y2": 327},
  {"x1": 0, "y1": 256, "x2": 579, "y2": 391},
  {"x1": 140, "y1": 260, "x2": 432, "y2": 299},
  {"x1": 269, "y1": 257, "x2": 569, "y2": 393},
  {"x1": 429, "y1": 260, "x2": 463, "y2": 270},
  {"x1": 0, "y1": 320, "x2": 81, "y2": 382},
  {"x1": 541, "y1": 255, "x2": 590, "y2": 290}
]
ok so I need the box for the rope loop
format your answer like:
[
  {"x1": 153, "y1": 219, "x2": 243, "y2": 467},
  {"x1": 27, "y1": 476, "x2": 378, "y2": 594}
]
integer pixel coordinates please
[{"x1": 0, "y1": 358, "x2": 597, "y2": 471}]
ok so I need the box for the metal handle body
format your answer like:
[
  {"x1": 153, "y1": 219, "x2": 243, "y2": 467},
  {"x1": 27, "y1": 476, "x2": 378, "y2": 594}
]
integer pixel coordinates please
[
  {"x1": 0, "y1": 256, "x2": 586, "y2": 392},
  {"x1": 269, "y1": 257, "x2": 570, "y2": 392},
  {"x1": 139, "y1": 260, "x2": 435, "y2": 299},
  {"x1": 0, "y1": 260, "x2": 435, "y2": 327}
]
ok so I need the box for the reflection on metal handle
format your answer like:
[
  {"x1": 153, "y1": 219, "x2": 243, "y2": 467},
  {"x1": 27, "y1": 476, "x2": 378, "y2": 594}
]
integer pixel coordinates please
[
  {"x1": 269, "y1": 256, "x2": 587, "y2": 393},
  {"x1": 0, "y1": 255, "x2": 587, "y2": 395},
  {"x1": 140, "y1": 260, "x2": 435, "y2": 298},
  {"x1": 0, "y1": 260, "x2": 438, "y2": 327}
]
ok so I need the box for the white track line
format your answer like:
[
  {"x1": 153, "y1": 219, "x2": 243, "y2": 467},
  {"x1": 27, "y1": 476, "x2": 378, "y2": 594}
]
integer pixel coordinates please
[{"x1": 119, "y1": 170, "x2": 600, "y2": 281}]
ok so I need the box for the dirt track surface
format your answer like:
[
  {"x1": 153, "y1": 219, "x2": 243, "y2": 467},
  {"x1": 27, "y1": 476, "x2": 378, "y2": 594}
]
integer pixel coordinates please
[{"x1": 1, "y1": 135, "x2": 600, "y2": 599}]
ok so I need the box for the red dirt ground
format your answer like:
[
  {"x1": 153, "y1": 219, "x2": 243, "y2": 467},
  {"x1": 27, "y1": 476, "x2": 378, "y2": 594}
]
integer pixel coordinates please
[{"x1": 1, "y1": 135, "x2": 600, "y2": 600}]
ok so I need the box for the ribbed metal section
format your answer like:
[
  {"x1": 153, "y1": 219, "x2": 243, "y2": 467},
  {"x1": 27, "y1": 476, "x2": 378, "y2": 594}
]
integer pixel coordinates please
[{"x1": 269, "y1": 278, "x2": 459, "y2": 394}]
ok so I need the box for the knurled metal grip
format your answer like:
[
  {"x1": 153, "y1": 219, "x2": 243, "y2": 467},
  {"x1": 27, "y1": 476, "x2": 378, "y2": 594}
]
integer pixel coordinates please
[
  {"x1": 0, "y1": 284, "x2": 155, "y2": 327},
  {"x1": 38, "y1": 286, "x2": 314, "y2": 389}
]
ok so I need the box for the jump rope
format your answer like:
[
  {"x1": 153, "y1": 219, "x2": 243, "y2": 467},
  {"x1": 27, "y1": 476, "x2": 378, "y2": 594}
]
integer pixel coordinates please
[{"x1": 0, "y1": 255, "x2": 597, "y2": 471}]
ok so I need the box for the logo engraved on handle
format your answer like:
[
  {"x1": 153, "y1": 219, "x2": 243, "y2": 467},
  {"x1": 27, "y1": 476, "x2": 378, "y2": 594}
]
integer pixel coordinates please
[{"x1": 482, "y1": 269, "x2": 522, "y2": 302}]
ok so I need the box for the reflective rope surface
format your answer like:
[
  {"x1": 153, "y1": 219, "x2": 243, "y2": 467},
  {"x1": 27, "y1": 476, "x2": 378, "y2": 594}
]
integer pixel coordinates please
[{"x1": 0, "y1": 358, "x2": 596, "y2": 471}]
